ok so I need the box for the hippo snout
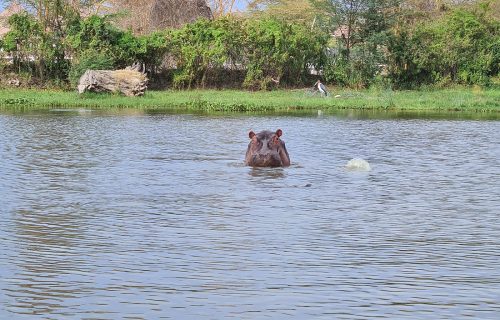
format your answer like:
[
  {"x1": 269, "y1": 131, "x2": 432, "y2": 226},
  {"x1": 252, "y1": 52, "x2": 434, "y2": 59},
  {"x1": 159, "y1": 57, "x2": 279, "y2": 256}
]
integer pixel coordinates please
[{"x1": 251, "y1": 154, "x2": 282, "y2": 167}]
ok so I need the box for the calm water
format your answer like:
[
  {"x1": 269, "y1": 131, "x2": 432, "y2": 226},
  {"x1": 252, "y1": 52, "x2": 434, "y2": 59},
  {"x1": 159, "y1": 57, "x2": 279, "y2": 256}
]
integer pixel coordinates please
[{"x1": 1, "y1": 109, "x2": 499, "y2": 319}]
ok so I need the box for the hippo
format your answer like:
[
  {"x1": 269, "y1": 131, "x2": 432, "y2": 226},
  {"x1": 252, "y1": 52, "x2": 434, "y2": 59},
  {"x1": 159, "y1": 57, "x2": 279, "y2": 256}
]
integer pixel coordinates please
[{"x1": 245, "y1": 129, "x2": 290, "y2": 167}]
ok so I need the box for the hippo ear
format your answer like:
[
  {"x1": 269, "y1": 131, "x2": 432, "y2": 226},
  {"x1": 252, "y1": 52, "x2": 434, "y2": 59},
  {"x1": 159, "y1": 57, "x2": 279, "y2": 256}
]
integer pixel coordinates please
[
  {"x1": 276, "y1": 129, "x2": 283, "y2": 137},
  {"x1": 249, "y1": 131, "x2": 256, "y2": 139}
]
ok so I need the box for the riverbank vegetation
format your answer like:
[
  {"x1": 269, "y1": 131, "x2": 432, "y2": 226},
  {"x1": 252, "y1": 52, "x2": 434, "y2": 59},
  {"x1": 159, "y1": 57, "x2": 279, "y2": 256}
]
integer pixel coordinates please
[
  {"x1": 0, "y1": 0, "x2": 498, "y2": 92},
  {"x1": 1, "y1": 87, "x2": 498, "y2": 113}
]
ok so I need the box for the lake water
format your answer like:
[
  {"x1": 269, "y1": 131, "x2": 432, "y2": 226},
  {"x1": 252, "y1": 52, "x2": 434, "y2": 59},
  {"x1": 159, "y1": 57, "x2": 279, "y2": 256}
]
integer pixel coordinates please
[{"x1": 1, "y1": 109, "x2": 499, "y2": 319}]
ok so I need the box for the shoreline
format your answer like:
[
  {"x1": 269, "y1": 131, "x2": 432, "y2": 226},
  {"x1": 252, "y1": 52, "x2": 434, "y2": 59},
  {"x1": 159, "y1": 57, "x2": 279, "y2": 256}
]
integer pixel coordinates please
[{"x1": 0, "y1": 87, "x2": 499, "y2": 113}]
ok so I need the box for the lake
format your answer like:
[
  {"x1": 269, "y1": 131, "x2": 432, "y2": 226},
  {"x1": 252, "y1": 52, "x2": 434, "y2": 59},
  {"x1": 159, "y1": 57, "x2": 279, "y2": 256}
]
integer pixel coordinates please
[{"x1": 1, "y1": 109, "x2": 499, "y2": 319}]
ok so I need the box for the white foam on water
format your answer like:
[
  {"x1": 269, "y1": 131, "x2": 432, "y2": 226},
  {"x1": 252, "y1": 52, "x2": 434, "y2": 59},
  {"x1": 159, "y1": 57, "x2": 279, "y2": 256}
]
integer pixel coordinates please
[{"x1": 345, "y1": 158, "x2": 371, "y2": 171}]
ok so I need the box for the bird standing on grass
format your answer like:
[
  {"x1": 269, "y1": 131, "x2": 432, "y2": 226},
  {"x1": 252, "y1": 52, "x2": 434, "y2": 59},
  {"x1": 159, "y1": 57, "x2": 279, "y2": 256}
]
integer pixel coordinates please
[{"x1": 315, "y1": 80, "x2": 328, "y2": 97}]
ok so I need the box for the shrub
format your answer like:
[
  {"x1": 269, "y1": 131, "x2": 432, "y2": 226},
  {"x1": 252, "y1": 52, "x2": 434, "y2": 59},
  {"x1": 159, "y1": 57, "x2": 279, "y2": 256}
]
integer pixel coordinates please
[
  {"x1": 324, "y1": 44, "x2": 383, "y2": 88},
  {"x1": 68, "y1": 49, "x2": 116, "y2": 86},
  {"x1": 387, "y1": 4, "x2": 500, "y2": 88},
  {"x1": 243, "y1": 18, "x2": 327, "y2": 89},
  {"x1": 169, "y1": 17, "x2": 244, "y2": 88}
]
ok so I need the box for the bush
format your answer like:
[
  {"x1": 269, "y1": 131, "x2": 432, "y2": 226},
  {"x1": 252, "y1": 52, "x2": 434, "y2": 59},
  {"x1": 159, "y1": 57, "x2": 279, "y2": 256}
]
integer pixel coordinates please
[
  {"x1": 135, "y1": 31, "x2": 170, "y2": 73},
  {"x1": 387, "y1": 4, "x2": 500, "y2": 88},
  {"x1": 324, "y1": 45, "x2": 383, "y2": 88},
  {"x1": 66, "y1": 14, "x2": 172, "y2": 87},
  {"x1": 243, "y1": 18, "x2": 327, "y2": 89},
  {"x1": 169, "y1": 18, "x2": 244, "y2": 88},
  {"x1": 167, "y1": 17, "x2": 327, "y2": 89},
  {"x1": 3, "y1": 14, "x2": 44, "y2": 76},
  {"x1": 68, "y1": 49, "x2": 116, "y2": 86},
  {"x1": 66, "y1": 15, "x2": 136, "y2": 68}
]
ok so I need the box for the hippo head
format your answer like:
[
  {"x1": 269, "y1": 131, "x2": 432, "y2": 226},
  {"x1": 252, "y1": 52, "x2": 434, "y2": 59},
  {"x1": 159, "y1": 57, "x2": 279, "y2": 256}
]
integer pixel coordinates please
[{"x1": 245, "y1": 129, "x2": 290, "y2": 167}]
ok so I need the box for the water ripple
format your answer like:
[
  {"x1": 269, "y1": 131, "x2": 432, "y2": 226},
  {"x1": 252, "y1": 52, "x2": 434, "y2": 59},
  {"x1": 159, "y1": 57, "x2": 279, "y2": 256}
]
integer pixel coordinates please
[{"x1": 0, "y1": 113, "x2": 499, "y2": 319}]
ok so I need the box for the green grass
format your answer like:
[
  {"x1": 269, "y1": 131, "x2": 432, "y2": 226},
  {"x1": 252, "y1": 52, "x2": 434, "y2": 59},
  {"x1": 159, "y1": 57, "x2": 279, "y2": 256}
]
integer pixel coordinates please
[{"x1": 0, "y1": 87, "x2": 499, "y2": 113}]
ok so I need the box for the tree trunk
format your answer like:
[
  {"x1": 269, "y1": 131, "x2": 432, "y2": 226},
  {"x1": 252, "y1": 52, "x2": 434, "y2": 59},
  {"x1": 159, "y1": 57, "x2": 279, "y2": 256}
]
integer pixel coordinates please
[{"x1": 77, "y1": 69, "x2": 148, "y2": 96}]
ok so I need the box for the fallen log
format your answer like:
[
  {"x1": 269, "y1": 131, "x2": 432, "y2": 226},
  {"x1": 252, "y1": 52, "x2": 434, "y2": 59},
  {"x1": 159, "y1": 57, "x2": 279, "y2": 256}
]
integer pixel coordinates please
[{"x1": 77, "y1": 69, "x2": 148, "y2": 96}]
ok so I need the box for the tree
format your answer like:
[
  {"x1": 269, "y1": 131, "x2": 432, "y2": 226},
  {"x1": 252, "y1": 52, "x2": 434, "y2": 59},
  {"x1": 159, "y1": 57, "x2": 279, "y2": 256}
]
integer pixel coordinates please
[
  {"x1": 104, "y1": 0, "x2": 213, "y2": 34},
  {"x1": 149, "y1": 0, "x2": 213, "y2": 31},
  {"x1": 247, "y1": 0, "x2": 320, "y2": 24},
  {"x1": 207, "y1": 0, "x2": 237, "y2": 17},
  {"x1": 6, "y1": 1, "x2": 85, "y2": 32},
  {"x1": 243, "y1": 17, "x2": 327, "y2": 89},
  {"x1": 164, "y1": 15, "x2": 327, "y2": 89},
  {"x1": 387, "y1": 3, "x2": 500, "y2": 87},
  {"x1": 312, "y1": 0, "x2": 400, "y2": 58},
  {"x1": 3, "y1": 1, "x2": 93, "y2": 80},
  {"x1": 168, "y1": 17, "x2": 244, "y2": 88},
  {"x1": 3, "y1": 13, "x2": 46, "y2": 77},
  {"x1": 306, "y1": 0, "x2": 402, "y2": 87},
  {"x1": 7, "y1": 0, "x2": 216, "y2": 35}
]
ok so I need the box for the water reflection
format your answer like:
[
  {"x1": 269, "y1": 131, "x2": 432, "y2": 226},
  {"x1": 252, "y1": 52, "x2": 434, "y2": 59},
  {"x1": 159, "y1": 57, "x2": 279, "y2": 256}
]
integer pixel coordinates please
[
  {"x1": 248, "y1": 167, "x2": 286, "y2": 179},
  {"x1": 1, "y1": 111, "x2": 499, "y2": 319},
  {"x1": 1, "y1": 115, "x2": 98, "y2": 316},
  {"x1": 1, "y1": 106, "x2": 499, "y2": 121},
  {"x1": 10, "y1": 207, "x2": 87, "y2": 316}
]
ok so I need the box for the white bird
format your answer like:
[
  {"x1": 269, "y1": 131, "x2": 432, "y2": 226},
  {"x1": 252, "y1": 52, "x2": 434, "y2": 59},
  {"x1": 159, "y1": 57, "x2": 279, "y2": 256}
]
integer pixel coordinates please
[{"x1": 314, "y1": 80, "x2": 328, "y2": 97}]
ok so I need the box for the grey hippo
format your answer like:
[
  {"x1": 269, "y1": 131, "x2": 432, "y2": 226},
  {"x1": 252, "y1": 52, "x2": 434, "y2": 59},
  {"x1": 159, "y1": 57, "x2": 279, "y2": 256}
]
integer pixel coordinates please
[{"x1": 245, "y1": 129, "x2": 290, "y2": 167}]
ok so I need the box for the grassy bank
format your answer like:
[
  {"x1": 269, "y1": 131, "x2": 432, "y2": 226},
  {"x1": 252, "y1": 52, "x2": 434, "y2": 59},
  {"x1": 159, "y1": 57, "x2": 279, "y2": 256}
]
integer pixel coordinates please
[{"x1": 0, "y1": 87, "x2": 499, "y2": 113}]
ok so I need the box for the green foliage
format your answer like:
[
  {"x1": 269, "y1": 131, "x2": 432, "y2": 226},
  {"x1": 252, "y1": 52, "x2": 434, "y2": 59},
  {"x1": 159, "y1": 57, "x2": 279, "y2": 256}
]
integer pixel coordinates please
[
  {"x1": 182, "y1": 99, "x2": 274, "y2": 112},
  {"x1": 63, "y1": 14, "x2": 171, "y2": 87},
  {"x1": 136, "y1": 31, "x2": 170, "y2": 72},
  {"x1": 3, "y1": 12, "x2": 69, "y2": 81},
  {"x1": 0, "y1": 97, "x2": 35, "y2": 106},
  {"x1": 43, "y1": 33, "x2": 70, "y2": 82},
  {"x1": 169, "y1": 18, "x2": 244, "y2": 88},
  {"x1": 68, "y1": 49, "x2": 116, "y2": 86},
  {"x1": 3, "y1": 11, "x2": 170, "y2": 87},
  {"x1": 2, "y1": 1, "x2": 498, "y2": 90},
  {"x1": 324, "y1": 44, "x2": 384, "y2": 88},
  {"x1": 1, "y1": 88, "x2": 498, "y2": 113},
  {"x1": 243, "y1": 17, "x2": 327, "y2": 89},
  {"x1": 387, "y1": 4, "x2": 500, "y2": 88},
  {"x1": 3, "y1": 13, "x2": 44, "y2": 72},
  {"x1": 66, "y1": 15, "x2": 117, "y2": 52},
  {"x1": 167, "y1": 17, "x2": 326, "y2": 89},
  {"x1": 323, "y1": 54, "x2": 349, "y2": 86},
  {"x1": 66, "y1": 15, "x2": 135, "y2": 68},
  {"x1": 313, "y1": 0, "x2": 400, "y2": 88}
]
